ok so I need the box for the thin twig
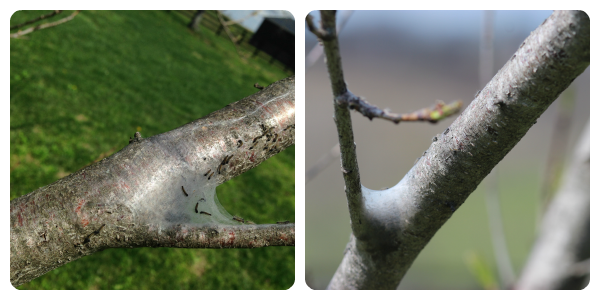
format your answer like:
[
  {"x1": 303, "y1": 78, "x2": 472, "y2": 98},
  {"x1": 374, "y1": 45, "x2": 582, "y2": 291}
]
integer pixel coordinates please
[
  {"x1": 338, "y1": 91, "x2": 462, "y2": 124},
  {"x1": 10, "y1": 11, "x2": 79, "y2": 39},
  {"x1": 10, "y1": 10, "x2": 62, "y2": 30},
  {"x1": 305, "y1": 14, "x2": 334, "y2": 41},
  {"x1": 305, "y1": 143, "x2": 340, "y2": 182},
  {"x1": 222, "y1": 10, "x2": 260, "y2": 26},
  {"x1": 217, "y1": 11, "x2": 246, "y2": 60},
  {"x1": 304, "y1": 10, "x2": 354, "y2": 73}
]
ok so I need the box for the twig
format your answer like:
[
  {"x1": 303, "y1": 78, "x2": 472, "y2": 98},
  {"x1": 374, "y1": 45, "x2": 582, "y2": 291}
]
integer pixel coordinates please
[
  {"x1": 337, "y1": 91, "x2": 462, "y2": 124},
  {"x1": 217, "y1": 11, "x2": 246, "y2": 60},
  {"x1": 306, "y1": 14, "x2": 335, "y2": 41},
  {"x1": 304, "y1": 10, "x2": 354, "y2": 73},
  {"x1": 305, "y1": 143, "x2": 340, "y2": 182},
  {"x1": 10, "y1": 11, "x2": 79, "y2": 39},
  {"x1": 10, "y1": 10, "x2": 62, "y2": 30},
  {"x1": 222, "y1": 10, "x2": 260, "y2": 26}
]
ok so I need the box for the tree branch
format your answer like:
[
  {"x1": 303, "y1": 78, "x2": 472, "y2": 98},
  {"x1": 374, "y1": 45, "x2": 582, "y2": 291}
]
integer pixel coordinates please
[
  {"x1": 217, "y1": 11, "x2": 246, "y2": 60},
  {"x1": 10, "y1": 10, "x2": 62, "y2": 30},
  {"x1": 515, "y1": 121, "x2": 589, "y2": 289},
  {"x1": 10, "y1": 76, "x2": 295, "y2": 287},
  {"x1": 324, "y1": 10, "x2": 589, "y2": 289},
  {"x1": 340, "y1": 92, "x2": 462, "y2": 124},
  {"x1": 10, "y1": 10, "x2": 79, "y2": 39}
]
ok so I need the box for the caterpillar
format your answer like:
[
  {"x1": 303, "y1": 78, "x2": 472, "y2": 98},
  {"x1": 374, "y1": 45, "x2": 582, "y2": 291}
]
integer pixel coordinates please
[
  {"x1": 220, "y1": 156, "x2": 227, "y2": 165},
  {"x1": 94, "y1": 224, "x2": 106, "y2": 234},
  {"x1": 83, "y1": 224, "x2": 106, "y2": 244}
]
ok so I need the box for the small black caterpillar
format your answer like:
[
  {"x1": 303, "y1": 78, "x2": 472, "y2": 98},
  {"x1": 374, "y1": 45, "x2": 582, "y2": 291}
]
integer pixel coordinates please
[
  {"x1": 220, "y1": 156, "x2": 227, "y2": 165},
  {"x1": 83, "y1": 224, "x2": 106, "y2": 244}
]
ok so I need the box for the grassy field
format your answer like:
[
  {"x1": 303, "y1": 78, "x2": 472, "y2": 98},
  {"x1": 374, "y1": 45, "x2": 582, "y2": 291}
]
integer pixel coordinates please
[{"x1": 10, "y1": 10, "x2": 294, "y2": 289}]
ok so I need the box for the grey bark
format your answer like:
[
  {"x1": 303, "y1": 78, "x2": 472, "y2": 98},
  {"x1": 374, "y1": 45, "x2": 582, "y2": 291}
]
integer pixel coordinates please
[
  {"x1": 10, "y1": 76, "x2": 295, "y2": 287},
  {"x1": 327, "y1": 11, "x2": 589, "y2": 289},
  {"x1": 515, "y1": 121, "x2": 589, "y2": 289}
]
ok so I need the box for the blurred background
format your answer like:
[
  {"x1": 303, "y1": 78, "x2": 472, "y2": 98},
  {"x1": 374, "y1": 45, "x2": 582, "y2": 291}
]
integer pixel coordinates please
[
  {"x1": 305, "y1": 10, "x2": 589, "y2": 289},
  {"x1": 10, "y1": 10, "x2": 294, "y2": 289}
]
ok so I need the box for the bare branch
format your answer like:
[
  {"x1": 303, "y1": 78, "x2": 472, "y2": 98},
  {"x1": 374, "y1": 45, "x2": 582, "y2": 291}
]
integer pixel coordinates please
[
  {"x1": 10, "y1": 10, "x2": 62, "y2": 30},
  {"x1": 326, "y1": 10, "x2": 589, "y2": 289},
  {"x1": 217, "y1": 11, "x2": 246, "y2": 60},
  {"x1": 10, "y1": 11, "x2": 79, "y2": 39},
  {"x1": 306, "y1": 10, "x2": 353, "y2": 68},
  {"x1": 337, "y1": 91, "x2": 462, "y2": 124},
  {"x1": 305, "y1": 143, "x2": 340, "y2": 182},
  {"x1": 10, "y1": 76, "x2": 295, "y2": 287},
  {"x1": 515, "y1": 121, "x2": 589, "y2": 289},
  {"x1": 222, "y1": 10, "x2": 260, "y2": 26}
]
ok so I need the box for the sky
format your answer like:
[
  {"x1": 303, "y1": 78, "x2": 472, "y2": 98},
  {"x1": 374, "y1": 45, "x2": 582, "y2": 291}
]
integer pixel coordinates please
[
  {"x1": 306, "y1": 10, "x2": 553, "y2": 49},
  {"x1": 221, "y1": 10, "x2": 294, "y2": 32}
]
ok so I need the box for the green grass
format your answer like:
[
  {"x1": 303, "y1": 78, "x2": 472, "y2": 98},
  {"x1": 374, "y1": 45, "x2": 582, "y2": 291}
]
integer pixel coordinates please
[{"x1": 10, "y1": 10, "x2": 294, "y2": 289}]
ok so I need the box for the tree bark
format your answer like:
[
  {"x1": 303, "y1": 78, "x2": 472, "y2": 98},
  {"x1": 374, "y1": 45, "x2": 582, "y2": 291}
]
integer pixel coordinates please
[
  {"x1": 515, "y1": 121, "x2": 589, "y2": 289},
  {"x1": 10, "y1": 76, "x2": 295, "y2": 287},
  {"x1": 316, "y1": 11, "x2": 590, "y2": 289}
]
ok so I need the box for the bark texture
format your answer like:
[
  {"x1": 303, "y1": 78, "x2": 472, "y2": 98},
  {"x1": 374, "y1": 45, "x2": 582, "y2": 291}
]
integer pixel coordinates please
[{"x1": 10, "y1": 76, "x2": 295, "y2": 287}]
